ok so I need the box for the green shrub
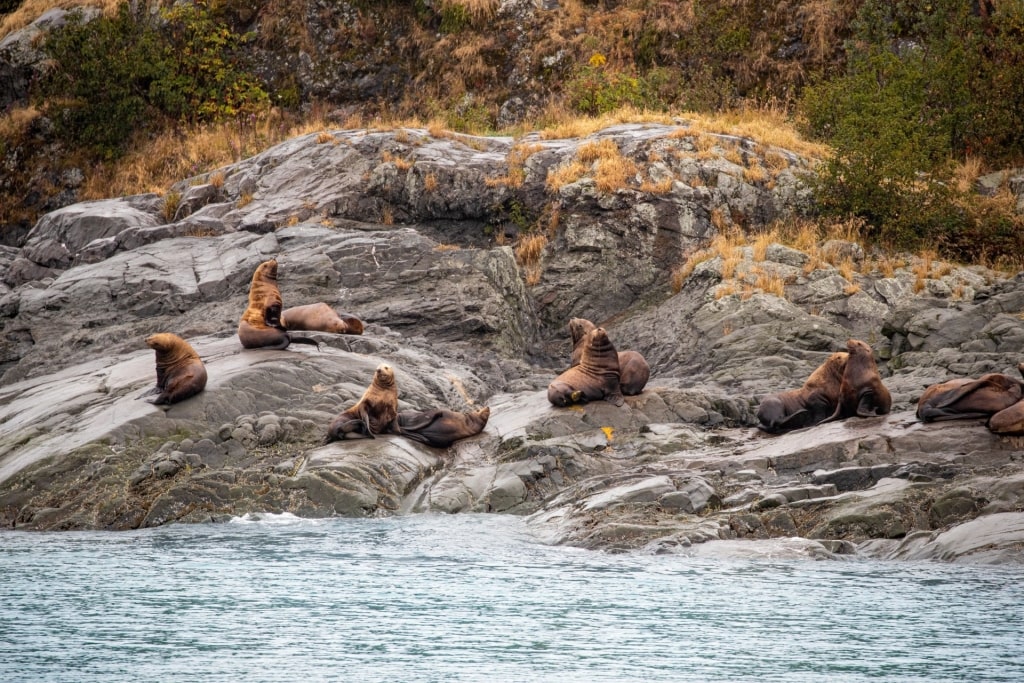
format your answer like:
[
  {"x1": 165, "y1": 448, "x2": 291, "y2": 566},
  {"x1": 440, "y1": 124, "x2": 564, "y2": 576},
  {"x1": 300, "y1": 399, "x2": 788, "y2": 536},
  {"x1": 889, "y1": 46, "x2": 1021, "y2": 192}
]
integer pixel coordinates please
[
  {"x1": 801, "y1": 0, "x2": 1024, "y2": 259},
  {"x1": 36, "y1": 1, "x2": 268, "y2": 159},
  {"x1": 567, "y1": 54, "x2": 660, "y2": 116}
]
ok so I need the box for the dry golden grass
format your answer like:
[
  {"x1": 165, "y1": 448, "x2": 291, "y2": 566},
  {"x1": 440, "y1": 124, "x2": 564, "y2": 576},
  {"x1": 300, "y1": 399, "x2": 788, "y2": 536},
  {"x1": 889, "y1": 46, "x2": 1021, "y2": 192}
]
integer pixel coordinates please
[
  {"x1": 545, "y1": 160, "x2": 588, "y2": 192},
  {"x1": 394, "y1": 129, "x2": 411, "y2": 144},
  {"x1": 434, "y1": 243, "x2": 461, "y2": 252},
  {"x1": 440, "y1": 0, "x2": 499, "y2": 24},
  {"x1": 837, "y1": 257, "x2": 856, "y2": 281},
  {"x1": 316, "y1": 131, "x2": 336, "y2": 144},
  {"x1": 594, "y1": 153, "x2": 638, "y2": 193},
  {"x1": 424, "y1": 173, "x2": 438, "y2": 192},
  {"x1": 515, "y1": 233, "x2": 548, "y2": 285},
  {"x1": 382, "y1": 150, "x2": 414, "y2": 171},
  {"x1": 752, "y1": 229, "x2": 778, "y2": 261},
  {"x1": 743, "y1": 162, "x2": 767, "y2": 183},
  {"x1": 237, "y1": 193, "x2": 253, "y2": 208},
  {"x1": 755, "y1": 270, "x2": 785, "y2": 297},
  {"x1": 161, "y1": 192, "x2": 180, "y2": 223},
  {"x1": 640, "y1": 177, "x2": 674, "y2": 194},
  {"x1": 208, "y1": 171, "x2": 225, "y2": 189},
  {"x1": 577, "y1": 139, "x2": 621, "y2": 164},
  {"x1": 710, "y1": 207, "x2": 729, "y2": 232},
  {"x1": 671, "y1": 247, "x2": 712, "y2": 292},
  {"x1": 724, "y1": 147, "x2": 744, "y2": 165},
  {"x1": 0, "y1": 0, "x2": 121, "y2": 40},
  {"x1": 286, "y1": 215, "x2": 300, "y2": 226},
  {"x1": 381, "y1": 206, "x2": 394, "y2": 225},
  {"x1": 764, "y1": 150, "x2": 790, "y2": 171},
  {"x1": 0, "y1": 106, "x2": 41, "y2": 140},
  {"x1": 720, "y1": 254, "x2": 741, "y2": 280},
  {"x1": 954, "y1": 156, "x2": 986, "y2": 193},
  {"x1": 714, "y1": 281, "x2": 739, "y2": 299}
]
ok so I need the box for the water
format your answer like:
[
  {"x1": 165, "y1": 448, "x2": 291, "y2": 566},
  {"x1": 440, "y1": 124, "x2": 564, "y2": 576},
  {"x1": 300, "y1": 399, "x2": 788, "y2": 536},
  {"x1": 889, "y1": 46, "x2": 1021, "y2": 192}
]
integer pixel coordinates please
[{"x1": 1, "y1": 514, "x2": 1022, "y2": 683}]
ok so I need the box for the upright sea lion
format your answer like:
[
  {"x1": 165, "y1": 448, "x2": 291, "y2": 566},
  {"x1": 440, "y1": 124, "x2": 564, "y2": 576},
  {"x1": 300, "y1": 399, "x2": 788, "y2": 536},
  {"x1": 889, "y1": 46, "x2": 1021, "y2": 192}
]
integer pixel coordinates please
[
  {"x1": 237, "y1": 259, "x2": 319, "y2": 350},
  {"x1": 568, "y1": 317, "x2": 650, "y2": 395},
  {"x1": 326, "y1": 363, "x2": 400, "y2": 441},
  {"x1": 397, "y1": 406, "x2": 491, "y2": 448},
  {"x1": 140, "y1": 333, "x2": 207, "y2": 405},
  {"x1": 549, "y1": 327, "x2": 624, "y2": 407},
  {"x1": 282, "y1": 303, "x2": 364, "y2": 336},
  {"x1": 917, "y1": 369, "x2": 1024, "y2": 422},
  {"x1": 825, "y1": 339, "x2": 892, "y2": 421},
  {"x1": 756, "y1": 351, "x2": 847, "y2": 433}
]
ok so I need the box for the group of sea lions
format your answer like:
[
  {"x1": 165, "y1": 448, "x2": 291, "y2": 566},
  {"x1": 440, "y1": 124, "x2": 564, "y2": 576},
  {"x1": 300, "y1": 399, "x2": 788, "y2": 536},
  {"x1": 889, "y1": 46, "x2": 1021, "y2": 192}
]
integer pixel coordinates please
[
  {"x1": 140, "y1": 259, "x2": 490, "y2": 449},
  {"x1": 756, "y1": 338, "x2": 1024, "y2": 436},
  {"x1": 756, "y1": 338, "x2": 892, "y2": 433},
  {"x1": 547, "y1": 318, "x2": 650, "y2": 407},
  {"x1": 142, "y1": 258, "x2": 1024, "y2": 446},
  {"x1": 916, "y1": 363, "x2": 1024, "y2": 435}
]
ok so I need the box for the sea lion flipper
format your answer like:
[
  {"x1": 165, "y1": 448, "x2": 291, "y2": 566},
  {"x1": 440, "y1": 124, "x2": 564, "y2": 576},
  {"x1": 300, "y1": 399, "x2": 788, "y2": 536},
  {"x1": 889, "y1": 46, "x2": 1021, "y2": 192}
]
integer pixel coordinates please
[
  {"x1": 931, "y1": 378, "x2": 990, "y2": 409},
  {"x1": 776, "y1": 408, "x2": 811, "y2": 430},
  {"x1": 287, "y1": 335, "x2": 320, "y2": 350},
  {"x1": 137, "y1": 386, "x2": 162, "y2": 400},
  {"x1": 358, "y1": 406, "x2": 376, "y2": 438},
  {"x1": 606, "y1": 391, "x2": 625, "y2": 407}
]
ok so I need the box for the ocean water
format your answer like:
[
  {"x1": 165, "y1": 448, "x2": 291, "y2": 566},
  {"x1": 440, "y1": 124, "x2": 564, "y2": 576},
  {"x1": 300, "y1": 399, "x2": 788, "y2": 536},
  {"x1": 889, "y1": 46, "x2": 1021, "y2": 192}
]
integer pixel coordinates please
[{"x1": 1, "y1": 514, "x2": 1022, "y2": 683}]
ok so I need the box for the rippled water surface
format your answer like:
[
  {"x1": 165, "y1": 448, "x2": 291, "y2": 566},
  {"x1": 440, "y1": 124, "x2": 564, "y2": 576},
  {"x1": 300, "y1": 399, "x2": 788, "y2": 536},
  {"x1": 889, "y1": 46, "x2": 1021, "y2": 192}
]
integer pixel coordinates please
[{"x1": 2, "y1": 514, "x2": 1023, "y2": 682}]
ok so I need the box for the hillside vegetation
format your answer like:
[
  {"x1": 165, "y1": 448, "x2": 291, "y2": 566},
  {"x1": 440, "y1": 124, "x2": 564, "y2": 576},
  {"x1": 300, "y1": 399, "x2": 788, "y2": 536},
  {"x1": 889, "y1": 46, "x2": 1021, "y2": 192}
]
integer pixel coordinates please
[{"x1": 1, "y1": 0, "x2": 1022, "y2": 266}]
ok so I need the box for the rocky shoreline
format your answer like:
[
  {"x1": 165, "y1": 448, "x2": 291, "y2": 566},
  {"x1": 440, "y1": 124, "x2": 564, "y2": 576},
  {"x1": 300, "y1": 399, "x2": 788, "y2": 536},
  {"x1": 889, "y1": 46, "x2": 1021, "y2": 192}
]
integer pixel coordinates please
[{"x1": 2, "y1": 124, "x2": 1023, "y2": 564}]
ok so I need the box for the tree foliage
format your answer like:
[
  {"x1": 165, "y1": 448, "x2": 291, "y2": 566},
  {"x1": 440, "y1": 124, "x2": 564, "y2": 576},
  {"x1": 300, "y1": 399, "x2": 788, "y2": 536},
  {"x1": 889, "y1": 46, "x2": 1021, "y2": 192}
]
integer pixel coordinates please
[
  {"x1": 37, "y1": 1, "x2": 268, "y2": 159},
  {"x1": 801, "y1": 0, "x2": 1024, "y2": 257}
]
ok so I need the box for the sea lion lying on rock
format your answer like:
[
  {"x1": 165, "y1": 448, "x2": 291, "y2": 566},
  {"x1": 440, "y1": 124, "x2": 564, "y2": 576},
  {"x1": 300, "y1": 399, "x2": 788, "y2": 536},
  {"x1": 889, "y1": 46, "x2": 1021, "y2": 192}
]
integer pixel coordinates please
[
  {"x1": 139, "y1": 333, "x2": 207, "y2": 405},
  {"x1": 237, "y1": 259, "x2": 319, "y2": 350},
  {"x1": 756, "y1": 351, "x2": 847, "y2": 433},
  {"x1": 326, "y1": 363, "x2": 400, "y2": 441},
  {"x1": 568, "y1": 317, "x2": 649, "y2": 395},
  {"x1": 282, "y1": 303, "x2": 364, "y2": 336},
  {"x1": 824, "y1": 339, "x2": 892, "y2": 422},
  {"x1": 397, "y1": 406, "x2": 491, "y2": 448},
  {"x1": 917, "y1": 365, "x2": 1024, "y2": 423},
  {"x1": 549, "y1": 326, "x2": 624, "y2": 407}
]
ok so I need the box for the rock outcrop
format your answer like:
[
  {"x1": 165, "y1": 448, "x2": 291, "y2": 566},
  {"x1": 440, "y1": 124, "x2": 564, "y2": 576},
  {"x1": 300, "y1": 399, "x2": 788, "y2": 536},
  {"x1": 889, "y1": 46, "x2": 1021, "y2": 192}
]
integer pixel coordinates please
[{"x1": 2, "y1": 124, "x2": 1023, "y2": 565}]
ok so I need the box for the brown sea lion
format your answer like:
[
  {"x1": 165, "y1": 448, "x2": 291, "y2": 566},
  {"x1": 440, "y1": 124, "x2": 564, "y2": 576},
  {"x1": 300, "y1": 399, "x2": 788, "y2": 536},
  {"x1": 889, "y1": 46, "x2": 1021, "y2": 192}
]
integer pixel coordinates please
[
  {"x1": 326, "y1": 363, "x2": 400, "y2": 441},
  {"x1": 756, "y1": 351, "x2": 847, "y2": 433},
  {"x1": 237, "y1": 259, "x2": 319, "y2": 350},
  {"x1": 568, "y1": 317, "x2": 650, "y2": 395},
  {"x1": 397, "y1": 406, "x2": 491, "y2": 448},
  {"x1": 549, "y1": 326, "x2": 624, "y2": 407},
  {"x1": 824, "y1": 339, "x2": 892, "y2": 421},
  {"x1": 917, "y1": 370, "x2": 1024, "y2": 422},
  {"x1": 139, "y1": 333, "x2": 207, "y2": 405},
  {"x1": 282, "y1": 303, "x2": 365, "y2": 336},
  {"x1": 989, "y1": 400, "x2": 1024, "y2": 435}
]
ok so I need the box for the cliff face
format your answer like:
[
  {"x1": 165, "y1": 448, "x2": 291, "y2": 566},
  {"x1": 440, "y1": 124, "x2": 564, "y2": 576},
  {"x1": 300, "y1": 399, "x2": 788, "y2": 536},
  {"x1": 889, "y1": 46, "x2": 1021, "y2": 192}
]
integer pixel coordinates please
[{"x1": 2, "y1": 123, "x2": 1024, "y2": 564}]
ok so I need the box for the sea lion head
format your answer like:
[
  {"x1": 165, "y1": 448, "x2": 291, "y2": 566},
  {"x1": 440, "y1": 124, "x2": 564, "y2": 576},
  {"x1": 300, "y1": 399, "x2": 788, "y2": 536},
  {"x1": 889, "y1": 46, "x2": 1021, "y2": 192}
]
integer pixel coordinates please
[
  {"x1": 254, "y1": 259, "x2": 279, "y2": 283},
  {"x1": 846, "y1": 338, "x2": 872, "y2": 357},
  {"x1": 145, "y1": 333, "x2": 178, "y2": 353},
  {"x1": 569, "y1": 317, "x2": 596, "y2": 346},
  {"x1": 373, "y1": 363, "x2": 396, "y2": 388}
]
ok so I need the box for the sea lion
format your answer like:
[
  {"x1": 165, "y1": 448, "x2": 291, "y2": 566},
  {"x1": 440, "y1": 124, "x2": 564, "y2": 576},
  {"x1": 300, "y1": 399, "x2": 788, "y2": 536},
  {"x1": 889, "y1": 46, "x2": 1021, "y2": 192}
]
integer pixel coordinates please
[
  {"x1": 139, "y1": 333, "x2": 207, "y2": 405},
  {"x1": 397, "y1": 406, "x2": 491, "y2": 448},
  {"x1": 237, "y1": 259, "x2": 319, "y2": 350},
  {"x1": 917, "y1": 369, "x2": 1024, "y2": 422},
  {"x1": 824, "y1": 339, "x2": 892, "y2": 421},
  {"x1": 326, "y1": 363, "x2": 400, "y2": 441},
  {"x1": 549, "y1": 326, "x2": 624, "y2": 407},
  {"x1": 756, "y1": 351, "x2": 847, "y2": 433},
  {"x1": 989, "y1": 400, "x2": 1024, "y2": 435},
  {"x1": 568, "y1": 317, "x2": 650, "y2": 395},
  {"x1": 282, "y1": 303, "x2": 365, "y2": 336}
]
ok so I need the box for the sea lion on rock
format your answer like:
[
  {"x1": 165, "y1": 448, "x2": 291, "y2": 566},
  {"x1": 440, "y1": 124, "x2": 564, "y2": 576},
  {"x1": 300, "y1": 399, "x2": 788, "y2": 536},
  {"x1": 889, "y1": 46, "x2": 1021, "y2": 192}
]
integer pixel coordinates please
[
  {"x1": 917, "y1": 368, "x2": 1024, "y2": 422},
  {"x1": 568, "y1": 317, "x2": 650, "y2": 395},
  {"x1": 140, "y1": 333, "x2": 207, "y2": 405},
  {"x1": 756, "y1": 352, "x2": 847, "y2": 433},
  {"x1": 282, "y1": 303, "x2": 364, "y2": 335},
  {"x1": 988, "y1": 400, "x2": 1024, "y2": 435},
  {"x1": 549, "y1": 326, "x2": 624, "y2": 407},
  {"x1": 397, "y1": 406, "x2": 491, "y2": 448},
  {"x1": 326, "y1": 363, "x2": 400, "y2": 441},
  {"x1": 237, "y1": 259, "x2": 319, "y2": 350},
  {"x1": 825, "y1": 339, "x2": 892, "y2": 421}
]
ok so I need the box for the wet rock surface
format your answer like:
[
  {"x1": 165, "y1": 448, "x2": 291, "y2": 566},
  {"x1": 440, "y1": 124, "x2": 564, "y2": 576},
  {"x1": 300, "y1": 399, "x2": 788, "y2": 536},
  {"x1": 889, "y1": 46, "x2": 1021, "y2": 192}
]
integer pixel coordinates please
[{"x1": 1, "y1": 125, "x2": 1023, "y2": 564}]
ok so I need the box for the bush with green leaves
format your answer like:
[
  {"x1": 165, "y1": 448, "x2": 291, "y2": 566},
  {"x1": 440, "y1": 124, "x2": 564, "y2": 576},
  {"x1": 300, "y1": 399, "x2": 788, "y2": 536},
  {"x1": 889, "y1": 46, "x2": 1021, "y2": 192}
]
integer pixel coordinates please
[
  {"x1": 36, "y1": 1, "x2": 268, "y2": 159},
  {"x1": 801, "y1": 0, "x2": 1024, "y2": 259},
  {"x1": 566, "y1": 53, "x2": 661, "y2": 117}
]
